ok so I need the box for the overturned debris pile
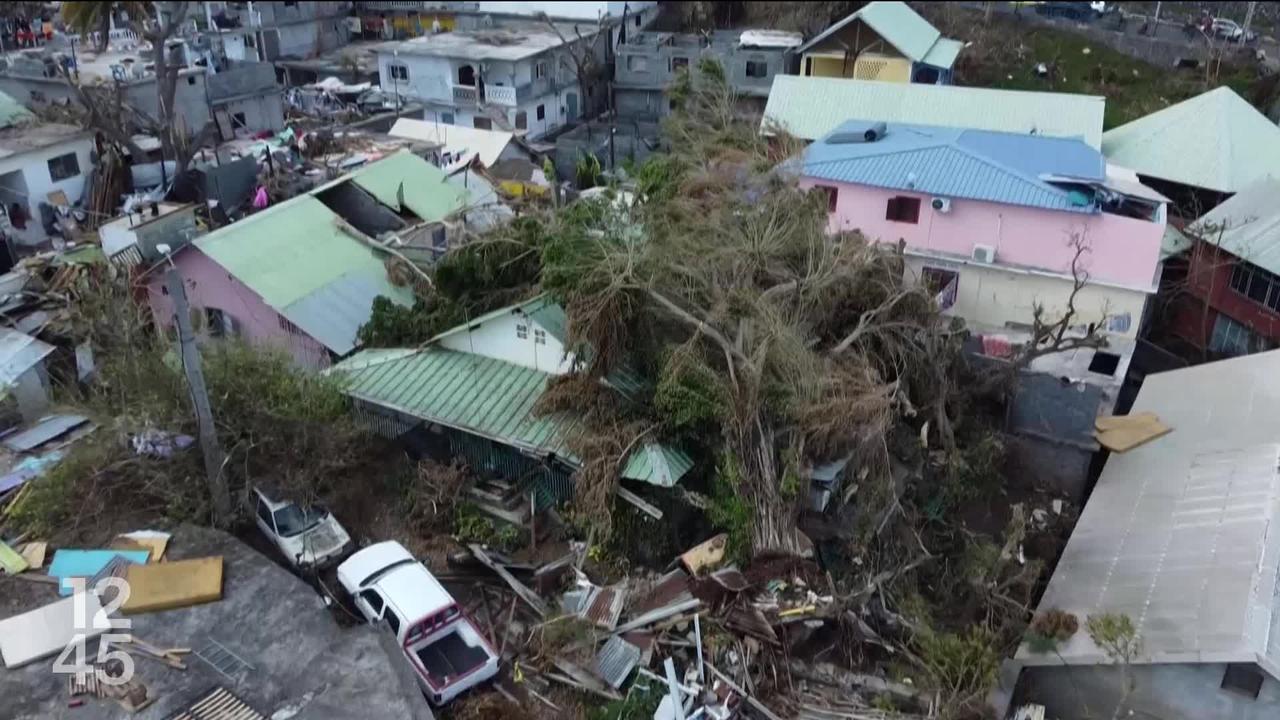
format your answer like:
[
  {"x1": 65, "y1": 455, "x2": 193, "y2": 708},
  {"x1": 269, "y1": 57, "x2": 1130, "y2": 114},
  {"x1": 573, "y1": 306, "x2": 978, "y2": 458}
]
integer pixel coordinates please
[{"x1": 455, "y1": 538, "x2": 936, "y2": 719}]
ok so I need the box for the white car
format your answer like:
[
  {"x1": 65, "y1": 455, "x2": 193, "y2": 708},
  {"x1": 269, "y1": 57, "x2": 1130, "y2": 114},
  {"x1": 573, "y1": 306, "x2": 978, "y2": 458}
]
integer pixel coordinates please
[
  {"x1": 337, "y1": 541, "x2": 499, "y2": 706},
  {"x1": 252, "y1": 488, "x2": 352, "y2": 568}
]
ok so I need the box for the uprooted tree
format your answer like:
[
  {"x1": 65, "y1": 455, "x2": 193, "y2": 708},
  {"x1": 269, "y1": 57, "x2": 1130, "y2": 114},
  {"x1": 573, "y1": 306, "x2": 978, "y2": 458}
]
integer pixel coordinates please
[{"x1": 359, "y1": 59, "x2": 1093, "y2": 716}]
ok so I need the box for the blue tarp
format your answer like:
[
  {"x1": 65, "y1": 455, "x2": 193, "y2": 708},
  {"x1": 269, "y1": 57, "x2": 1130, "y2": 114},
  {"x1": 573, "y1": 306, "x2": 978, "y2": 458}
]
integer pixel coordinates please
[
  {"x1": 0, "y1": 450, "x2": 64, "y2": 495},
  {"x1": 48, "y1": 549, "x2": 150, "y2": 596}
]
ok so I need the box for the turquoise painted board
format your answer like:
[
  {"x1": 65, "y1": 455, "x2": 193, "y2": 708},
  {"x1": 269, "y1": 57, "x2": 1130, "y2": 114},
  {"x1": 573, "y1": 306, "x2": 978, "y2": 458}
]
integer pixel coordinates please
[{"x1": 48, "y1": 550, "x2": 150, "y2": 596}]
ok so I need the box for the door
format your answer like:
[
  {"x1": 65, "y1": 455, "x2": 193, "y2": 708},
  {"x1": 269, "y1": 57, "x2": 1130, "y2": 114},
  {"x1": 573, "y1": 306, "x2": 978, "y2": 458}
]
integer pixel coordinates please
[
  {"x1": 254, "y1": 494, "x2": 280, "y2": 552},
  {"x1": 358, "y1": 588, "x2": 386, "y2": 626},
  {"x1": 566, "y1": 92, "x2": 578, "y2": 121}
]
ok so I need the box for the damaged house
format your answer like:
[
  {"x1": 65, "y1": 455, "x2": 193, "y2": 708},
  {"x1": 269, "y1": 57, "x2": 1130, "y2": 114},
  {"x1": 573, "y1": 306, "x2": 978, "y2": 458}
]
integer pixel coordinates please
[
  {"x1": 143, "y1": 151, "x2": 469, "y2": 369},
  {"x1": 330, "y1": 295, "x2": 692, "y2": 516},
  {"x1": 795, "y1": 0, "x2": 963, "y2": 85},
  {"x1": 800, "y1": 120, "x2": 1168, "y2": 497},
  {"x1": 1014, "y1": 348, "x2": 1280, "y2": 720}
]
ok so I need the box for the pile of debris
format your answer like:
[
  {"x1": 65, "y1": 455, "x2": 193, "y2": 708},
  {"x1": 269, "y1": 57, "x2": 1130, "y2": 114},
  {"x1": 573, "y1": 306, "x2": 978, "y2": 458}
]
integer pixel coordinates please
[{"x1": 454, "y1": 535, "x2": 935, "y2": 719}]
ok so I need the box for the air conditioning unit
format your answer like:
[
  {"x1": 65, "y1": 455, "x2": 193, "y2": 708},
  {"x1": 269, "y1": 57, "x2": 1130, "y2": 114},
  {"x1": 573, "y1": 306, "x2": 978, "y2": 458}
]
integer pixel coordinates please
[
  {"x1": 972, "y1": 244, "x2": 997, "y2": 264},
  {"x1": 931, "y1": 197, "x2": 952, "y2": 213}
]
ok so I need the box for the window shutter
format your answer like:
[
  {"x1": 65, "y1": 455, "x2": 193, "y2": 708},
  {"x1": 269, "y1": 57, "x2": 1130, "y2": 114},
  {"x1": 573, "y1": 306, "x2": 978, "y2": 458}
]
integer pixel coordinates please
[{"x1": 885, "y1": 197, "x2": 899, "y2": 221}]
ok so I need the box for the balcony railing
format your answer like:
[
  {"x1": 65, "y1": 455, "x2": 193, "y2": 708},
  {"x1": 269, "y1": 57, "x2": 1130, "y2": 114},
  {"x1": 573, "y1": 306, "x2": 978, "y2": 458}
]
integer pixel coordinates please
[
  {"x1": 485, "y1": 85, "x2": 517, "y2": 106},
  {"x1": 452, "y1": 85, "x2": 477, "y2": 103}
]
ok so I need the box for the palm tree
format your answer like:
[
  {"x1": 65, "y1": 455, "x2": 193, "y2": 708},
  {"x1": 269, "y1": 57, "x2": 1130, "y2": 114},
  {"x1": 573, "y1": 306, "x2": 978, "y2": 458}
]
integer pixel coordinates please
[{"x1": 61, "y1": 2, "x2": 150, "y2": 52}]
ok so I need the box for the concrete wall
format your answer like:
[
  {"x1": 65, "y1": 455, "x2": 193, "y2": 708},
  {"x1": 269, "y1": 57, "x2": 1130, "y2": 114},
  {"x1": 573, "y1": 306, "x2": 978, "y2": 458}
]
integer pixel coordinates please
[
  {"x1": 903, "y1": 254, "x2": 1149, "y2": 338},
  {"x1": 145, "y1": 247, "x2": 333, "y2": 370},
  {"x1": 100, "y1": 204, "x2": 199, "y2": 260},
  {"x1": 0, "y1": 134, "x2": 95, "y2": 246},
  {"x1": 474, "y1": 2, "x2": 655, "y2": 21},
  {"x1": 438, "y1": 310, "x2": 575, "y2": 374},
  {"x1": 1019, "y1": 663, "x2": 1280, "y2": 720},
  {"x1": 554, "y1": 120, "x2": 661, "y2": 179},
  {"x1": 0, "y1": 69, "x2": 211, "y2": 135},
  {"x1": 802, "y1": 179, "x2": 1165, "y2": 292},
  {"x1": 219, "y1": 92, "x2": 285, "y2": 133}
]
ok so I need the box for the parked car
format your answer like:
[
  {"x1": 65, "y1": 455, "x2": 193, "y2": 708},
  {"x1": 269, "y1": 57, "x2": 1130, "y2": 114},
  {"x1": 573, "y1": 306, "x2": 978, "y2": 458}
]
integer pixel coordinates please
[
  {"x1": 1212, "y1": 18, "x2": 1257, "y2": 42},
  {"x1": 337, "y1": 541, "x2": 499, "y2": 706},
  {"x1": 251, "y1": 488, "x2": 351, "y2": 568}
]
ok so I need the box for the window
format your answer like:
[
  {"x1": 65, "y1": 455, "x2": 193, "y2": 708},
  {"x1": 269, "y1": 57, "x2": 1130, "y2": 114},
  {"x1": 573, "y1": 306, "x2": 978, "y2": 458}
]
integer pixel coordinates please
[
  {"x1": 1087, "y1": 351, "x2": 1121, "y2": 376},
  {"x1": 516, "y1": 323, "x2": 528, "y2": 339},
  {"x1": 627, "y1": 55, "x2": 648, "y2": 72},
  {"x1": 813, "y1": 185, "x2": 838, "y2": 213},
  {"x1": 535, "y1": 60, "x2": 548, "y2": 79},
  {"x1": 360, "y1": 590, "x2": 385, "y2": 617},
  {"x1": 515, "y1": 110, "x2": 527, "y2": 130},
  {"x1": 671, "y1": 56, "x2": 689, "y2": 72},
  {"x1": 431, "y1": 226, "x2": 447, "y2": 251},
  {"x1": 1222, "y1": 664, "x2": 1264, "y2": 699},
  {"x1": 1230, "y1": 262, "x2": 1280, "y2": 313},
  {"x1": 187, "y1": 75, "x2": 197, "y2": 85},
  {"x1": 885, "y1": 196, "x2": 921, "y2": 224},
  {"x1": 388, "y1": 64, "x2": 409, "y2": 81},
  {"x1": 204, "y1": 308, "x2": 231, "y2": 337},
  {"x1": 255, "y1": 496, "x2": 273, "y2": 528},
  {"x1": 384, "y1": 609, "x2": 402, "y2": 636},
  {"x1": 473, "y1": 116, "x2": 492, "y2": 130},
  {"x1": 1209, "y1": 314, "x2": 1271, "y2": 357},
  {"x1": 745, "y1": 60, "x2": 768, "y2": 78},
  {"x1": 635, "y1": 15, "x2": 641, "y2": 27},
  {"x1": 536, "y1": 104, "x2": 545, "y2": 121},
  {"x1": 47, "y1": 153, "x2": 80, "y2": 182},
  {"x1": 921, "y1": 267, "x2": 959, "y2": 311},
  {"x1": 441, "y1": 111, "x2": 454, "y2": 125},
  {"x1": 232, "y1": 111, "x2": 246, "y2": 128},
  {"x1": 534, "y1": 328, "x2": 546, "y2": 345}
]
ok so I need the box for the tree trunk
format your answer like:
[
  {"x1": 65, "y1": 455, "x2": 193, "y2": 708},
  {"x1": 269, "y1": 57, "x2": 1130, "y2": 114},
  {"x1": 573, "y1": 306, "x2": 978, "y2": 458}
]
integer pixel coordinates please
[
  {"x1": 728, "y1": 408, "x2": 807, "y2": 556},
  {"x1": 96, "y1": 8, "x2": 111, "y2": 52}
]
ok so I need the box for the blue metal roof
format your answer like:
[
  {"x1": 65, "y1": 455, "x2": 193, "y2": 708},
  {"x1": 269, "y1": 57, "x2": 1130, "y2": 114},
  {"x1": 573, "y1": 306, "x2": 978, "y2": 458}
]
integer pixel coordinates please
[{"x1": 802, "y1": 121, "x2": 1106, "y2": 214}]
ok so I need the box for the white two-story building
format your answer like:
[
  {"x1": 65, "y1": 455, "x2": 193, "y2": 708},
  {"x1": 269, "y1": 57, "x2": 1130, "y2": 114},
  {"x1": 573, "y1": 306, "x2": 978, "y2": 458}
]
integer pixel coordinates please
[{"x1": 376, "y1": 23, "x2": 607, "y2": 140}]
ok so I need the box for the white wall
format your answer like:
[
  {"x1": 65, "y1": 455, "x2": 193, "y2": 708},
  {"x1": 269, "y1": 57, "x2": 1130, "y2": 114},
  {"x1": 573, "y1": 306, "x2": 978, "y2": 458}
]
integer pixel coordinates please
[
  {"x1": 439, "y1": 311, "x2": 576, "y2": 374},
  {"x1": 380, "y1": 53, "x2": 454, "y2": 104},
  {"x1": 903, "y1": 252, "x2": 1150, "y2": 338},
  {"x1": 0, "y1": 135, "x2": 95, "y2": 246}
]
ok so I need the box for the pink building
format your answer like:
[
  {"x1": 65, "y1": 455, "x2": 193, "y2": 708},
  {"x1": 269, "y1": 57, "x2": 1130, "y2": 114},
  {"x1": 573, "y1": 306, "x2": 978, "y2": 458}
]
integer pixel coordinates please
[
  {"x1": 143, "y1": 194, "x2": 415, "y2": 370},
  {"x1": 799, "y1": 121, "x2": 1168, "y2": 338}
]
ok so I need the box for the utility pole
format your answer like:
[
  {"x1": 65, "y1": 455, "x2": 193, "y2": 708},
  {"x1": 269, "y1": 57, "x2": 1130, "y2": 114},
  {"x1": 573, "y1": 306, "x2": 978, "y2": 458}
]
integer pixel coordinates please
[
  {"x1": 1242, "y1": 1, "x2": 1257, "y2": 46},
  {"x1": 1152, "y1": 1, "x2": 1161, "y2": 28},
  {"x1": 165, "y1": 268, "x2": 231, "y2": 527}
]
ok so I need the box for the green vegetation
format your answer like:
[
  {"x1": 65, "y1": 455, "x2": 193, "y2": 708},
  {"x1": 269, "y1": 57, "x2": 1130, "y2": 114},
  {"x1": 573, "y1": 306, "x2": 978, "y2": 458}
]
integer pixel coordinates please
[
  {"x1": 588, "y1": 684, "x2": 664, "y2": 720},
  {"x1": 930, "y1": 7, "x2": 1264, "y2": 128}
]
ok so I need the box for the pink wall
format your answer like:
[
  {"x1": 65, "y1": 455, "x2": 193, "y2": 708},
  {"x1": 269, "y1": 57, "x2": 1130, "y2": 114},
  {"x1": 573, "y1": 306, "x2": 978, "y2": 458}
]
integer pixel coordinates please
[
  {"x1": 145, "y1": 248, "x2": 333, "y2": 370},
  {"x1": 801, "y1": 179, "x2": 1164, "y2": 290}
]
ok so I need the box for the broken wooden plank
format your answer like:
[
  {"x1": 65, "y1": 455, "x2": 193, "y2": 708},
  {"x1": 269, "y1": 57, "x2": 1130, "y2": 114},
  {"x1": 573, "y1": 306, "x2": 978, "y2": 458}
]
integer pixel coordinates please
[
  {"x1": 1093, "y1": 412, "x2": 1171, "y2": 452},
  {"x1": 616, "y1": 486, "x2": 663, "y2": 520},
  {"x1": 17, "y1": 541, "x2": 46, "y2": 569},
  {"x1": 706, "y1": 661, "x2": 784, "y2": 720},
  {"x1": 0, "y1": 540, "x2": 30, "y2": 574},
  {"x1": 469, "y1": 544, "x2": 547, "y2": 616},
  {"x1": 612, "y1": 598, "x2": 702, "y2": 635}
]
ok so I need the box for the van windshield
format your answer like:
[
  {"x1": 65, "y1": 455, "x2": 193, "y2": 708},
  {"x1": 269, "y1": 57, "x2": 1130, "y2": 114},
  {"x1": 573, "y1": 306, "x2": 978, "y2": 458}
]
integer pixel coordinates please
[{"x1": 273, "y1": 504, "x2": 327, "y2": 537}]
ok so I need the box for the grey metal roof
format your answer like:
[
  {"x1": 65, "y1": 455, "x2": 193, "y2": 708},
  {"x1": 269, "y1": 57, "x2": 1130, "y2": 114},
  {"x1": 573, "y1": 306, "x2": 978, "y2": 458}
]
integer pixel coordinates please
[
  {"x1": 1186, "y1": 175, "x2": 1280, "y2": 276},
  {"x1": 279, "y1": 270, "x2": 402, "y2": 356},
  {"x1": 0, "y1": 328, "x2": 53, "y2": 386},
  {"x1": 1021, "y1": 349, "x2": 1280, "y2": 678}
]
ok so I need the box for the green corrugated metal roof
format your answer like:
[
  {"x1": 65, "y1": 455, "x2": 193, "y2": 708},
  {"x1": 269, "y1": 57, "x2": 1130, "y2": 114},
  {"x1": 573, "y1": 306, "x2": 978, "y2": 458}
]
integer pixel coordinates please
[
  {"x1": 1101, "y1": 87, "x2": 1280, "y2": 194},
  {"x1": 797, "y1": 1, "x2": 948, "y2": 65},
  {"x1": 193, "y1": 194, "x2": 413, "y2": 352},
  {"x1": 0, "y1": 90, "x2": 32, "y2": 129},
  {"x1": 921, "y1": 37, "x2": 964, "y2": 70},
  {"x1": 332, "y1": 346, "x2": 692, "y2": 487},
  {"x1": 762, "y1": 75, "x2": 1105, "y2": 148},
  {"x1": 346, "y1": 150, "x2": 469, "y2": 223}
]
